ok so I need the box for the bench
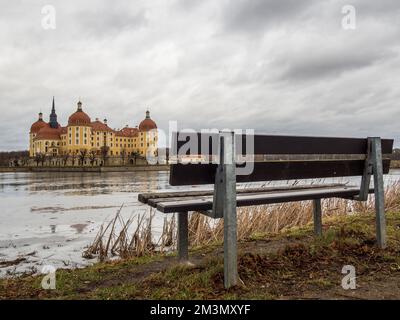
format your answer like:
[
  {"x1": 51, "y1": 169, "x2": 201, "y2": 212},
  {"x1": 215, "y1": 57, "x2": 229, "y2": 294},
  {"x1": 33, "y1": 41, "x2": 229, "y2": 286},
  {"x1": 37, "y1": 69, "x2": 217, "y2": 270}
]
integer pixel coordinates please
[{"x1": 139, "y1": 131, "x2": 394, "y2": 288}]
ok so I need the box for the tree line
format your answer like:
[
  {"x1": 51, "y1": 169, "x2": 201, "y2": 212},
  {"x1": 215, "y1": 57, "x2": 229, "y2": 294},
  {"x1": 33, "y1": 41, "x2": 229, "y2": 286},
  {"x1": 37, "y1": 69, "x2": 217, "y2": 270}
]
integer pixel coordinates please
[{"x1": 0, "y1": 150, "x2": 29, "y2": 166}]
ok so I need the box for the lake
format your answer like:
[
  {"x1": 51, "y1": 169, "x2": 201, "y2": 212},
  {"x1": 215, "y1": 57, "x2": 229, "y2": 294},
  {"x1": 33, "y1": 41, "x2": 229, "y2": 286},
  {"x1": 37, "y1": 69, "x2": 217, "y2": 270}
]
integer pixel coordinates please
[{"x1": 1, "y1": 170, "x2": 400, "y2": 276}]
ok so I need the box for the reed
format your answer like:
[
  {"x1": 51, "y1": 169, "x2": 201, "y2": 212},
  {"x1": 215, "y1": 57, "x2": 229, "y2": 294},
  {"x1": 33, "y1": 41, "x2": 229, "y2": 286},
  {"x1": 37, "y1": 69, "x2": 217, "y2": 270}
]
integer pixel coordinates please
[{"x1": 84, "y1": 181, "x2": 400, "y2": 261}]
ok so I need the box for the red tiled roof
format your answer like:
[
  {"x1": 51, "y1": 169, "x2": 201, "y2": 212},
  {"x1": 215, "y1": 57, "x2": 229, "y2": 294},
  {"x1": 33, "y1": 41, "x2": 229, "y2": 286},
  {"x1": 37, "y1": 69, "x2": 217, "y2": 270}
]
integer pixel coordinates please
[
  {"x1": 91, "y1": 120, "x2": 113, "y2": 132},
  {"x1": 139, "y1": 111, "x2": 157, "y2": 131},
  {"x1": 68, "y1": 110, "x2": 91, "y2": 126},
  {"x1": 30, "y1": 120, "x2": 48, "y2": 134},
  {"x1": 115, "y1": 127, "x2": 139, "y2": 137},
  {"x1": 34, "y1": 126, "x2": 61, "y2": 140}
]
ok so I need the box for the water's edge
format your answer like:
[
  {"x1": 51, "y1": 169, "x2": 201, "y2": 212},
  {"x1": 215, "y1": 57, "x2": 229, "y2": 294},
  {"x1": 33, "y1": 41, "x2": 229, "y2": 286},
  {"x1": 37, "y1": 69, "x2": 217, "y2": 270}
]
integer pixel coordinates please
[{"x1": 0, "y1": 164, "x2": 169, "y2": 173}]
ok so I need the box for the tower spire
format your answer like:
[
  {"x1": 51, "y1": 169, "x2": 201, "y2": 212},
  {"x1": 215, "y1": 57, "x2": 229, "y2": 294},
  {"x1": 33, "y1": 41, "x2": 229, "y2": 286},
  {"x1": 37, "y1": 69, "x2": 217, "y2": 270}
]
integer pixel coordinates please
[
  {"x1": 52, "y1": 96, "x2": 55, "y2": 112},
  {"x1": 49, "y1": 96, "x2": 59, "y2": 128}
]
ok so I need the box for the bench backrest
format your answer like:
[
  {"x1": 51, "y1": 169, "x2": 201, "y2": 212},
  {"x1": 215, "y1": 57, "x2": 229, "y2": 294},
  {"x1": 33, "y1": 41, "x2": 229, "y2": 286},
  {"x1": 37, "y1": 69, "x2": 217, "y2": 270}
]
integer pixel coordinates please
[{"x1": 169, "y1": 132, "x2": 394, "y2": 186}]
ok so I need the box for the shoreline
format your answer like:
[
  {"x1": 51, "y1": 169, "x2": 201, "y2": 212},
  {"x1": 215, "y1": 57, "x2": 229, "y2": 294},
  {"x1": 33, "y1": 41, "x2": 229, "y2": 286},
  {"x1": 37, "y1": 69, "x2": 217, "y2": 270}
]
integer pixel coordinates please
[
  {"x1": 0, "y1": 164, "x2": 170, "y2": 173},
  {"x1": 2, "y1": 162, "x2": 400, "y2": 173}
]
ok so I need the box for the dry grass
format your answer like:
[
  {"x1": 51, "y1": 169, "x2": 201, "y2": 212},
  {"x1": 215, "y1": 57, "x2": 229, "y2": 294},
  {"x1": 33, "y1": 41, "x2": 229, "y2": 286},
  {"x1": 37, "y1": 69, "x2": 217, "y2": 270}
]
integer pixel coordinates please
[{"x1": 83, "y1": 181, "x2": 400, "y2": 261}]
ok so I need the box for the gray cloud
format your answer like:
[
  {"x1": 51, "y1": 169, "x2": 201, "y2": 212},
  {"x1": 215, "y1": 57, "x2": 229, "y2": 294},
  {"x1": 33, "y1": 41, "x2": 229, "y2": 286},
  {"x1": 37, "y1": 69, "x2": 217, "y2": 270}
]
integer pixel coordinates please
[
  {"x1": 222, "y1": 0, "x2": 320, "y2": 32},
  {"x1": 0, "y1": 0, "x2": 399, "y2": 151}
]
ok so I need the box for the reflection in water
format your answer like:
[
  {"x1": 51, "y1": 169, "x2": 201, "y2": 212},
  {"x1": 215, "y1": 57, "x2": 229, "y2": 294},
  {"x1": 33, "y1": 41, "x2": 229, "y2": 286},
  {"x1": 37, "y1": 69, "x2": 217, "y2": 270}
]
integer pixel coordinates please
[{"x1": 0, "y1": 171, "x2": 165, "y2": 194}]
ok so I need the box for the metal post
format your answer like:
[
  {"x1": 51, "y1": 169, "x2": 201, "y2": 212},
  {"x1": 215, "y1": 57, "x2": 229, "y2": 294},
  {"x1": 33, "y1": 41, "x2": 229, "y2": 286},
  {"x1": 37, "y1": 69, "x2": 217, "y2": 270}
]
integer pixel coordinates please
[
  {"x1": 313, "y1": 199, "x2": 322, "y2": 236},
  {"x1": 177, "y1": 211, "x2": 189, "y2": 261},
  {"x1": 212, "y1": 163, "x2": 225, "y2": 219},
  {"x1": 358, "y1": 138, "x2": 372, "y2": 201},
  {"x1": 221, "y1": 131, "x2": 238, "y2": 288},
  {"x1": 371, "y1": 137, "x2": 386, "y2": 249}
]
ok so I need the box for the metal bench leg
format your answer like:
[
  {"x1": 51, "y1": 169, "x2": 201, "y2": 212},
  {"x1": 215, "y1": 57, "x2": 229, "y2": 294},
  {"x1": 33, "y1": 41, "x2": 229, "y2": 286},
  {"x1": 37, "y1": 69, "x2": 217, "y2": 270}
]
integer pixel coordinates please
[
  {"x1": 313, "y1": 199, "x2": 322, "y2": 236},
  {"x1": 221, "y1": 131, "x2": 238, "y2": 289},
  {"x1": 177, "y1": 211, "x2": 189, "y2": 261},
  {"x1": 371, "y1": 138, "x2": 387, "y2": 249}
]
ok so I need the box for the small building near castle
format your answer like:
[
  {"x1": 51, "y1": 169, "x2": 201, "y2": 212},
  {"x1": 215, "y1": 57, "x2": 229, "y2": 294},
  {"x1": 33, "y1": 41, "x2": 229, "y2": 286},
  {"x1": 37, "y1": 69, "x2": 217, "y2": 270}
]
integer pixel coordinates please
[{"x1": 29, "y1": 98, "x2": 158, "y2": 166}]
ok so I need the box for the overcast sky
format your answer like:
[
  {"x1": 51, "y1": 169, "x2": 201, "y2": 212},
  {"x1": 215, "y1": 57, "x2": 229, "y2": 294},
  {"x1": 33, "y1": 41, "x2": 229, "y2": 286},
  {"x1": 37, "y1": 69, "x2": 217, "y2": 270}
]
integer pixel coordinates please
[{"x1": 0, "y1": 0, "x2": 399, "y2": 150}]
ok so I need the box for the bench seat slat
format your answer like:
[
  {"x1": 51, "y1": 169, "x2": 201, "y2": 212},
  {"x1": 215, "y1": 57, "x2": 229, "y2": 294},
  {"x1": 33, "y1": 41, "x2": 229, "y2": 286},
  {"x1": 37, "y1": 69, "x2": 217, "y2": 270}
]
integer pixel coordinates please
[
  {"x1": 138, "y1": 183, "x2": 347, "y2": 205},
  {"x1": 155, "y1": 186, "x2": 373, "y2": 213}
]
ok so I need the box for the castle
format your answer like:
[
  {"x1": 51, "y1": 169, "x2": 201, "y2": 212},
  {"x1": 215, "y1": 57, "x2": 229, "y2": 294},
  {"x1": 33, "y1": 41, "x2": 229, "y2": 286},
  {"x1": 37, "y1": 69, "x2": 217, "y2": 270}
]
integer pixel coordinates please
[{"x1": 29, "y1": 98, "x2": 158, "y2": 166}]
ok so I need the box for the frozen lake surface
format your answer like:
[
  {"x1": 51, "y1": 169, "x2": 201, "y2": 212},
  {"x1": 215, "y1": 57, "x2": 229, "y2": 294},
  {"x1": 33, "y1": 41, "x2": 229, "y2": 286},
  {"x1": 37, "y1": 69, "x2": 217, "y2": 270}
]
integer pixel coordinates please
[
  {"x1": 0, "y1": 171, "x2": 176, "y2": 276},
  {"x1": 1, "y1": 170, "x2": 399, "y2": 277}
]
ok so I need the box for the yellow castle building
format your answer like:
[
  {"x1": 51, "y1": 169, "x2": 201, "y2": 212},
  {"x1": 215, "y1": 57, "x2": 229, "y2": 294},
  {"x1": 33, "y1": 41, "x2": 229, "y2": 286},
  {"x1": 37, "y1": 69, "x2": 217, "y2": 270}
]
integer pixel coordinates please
[{"x1": 29, "y1": 98, "x2": 158, "y2": 165}]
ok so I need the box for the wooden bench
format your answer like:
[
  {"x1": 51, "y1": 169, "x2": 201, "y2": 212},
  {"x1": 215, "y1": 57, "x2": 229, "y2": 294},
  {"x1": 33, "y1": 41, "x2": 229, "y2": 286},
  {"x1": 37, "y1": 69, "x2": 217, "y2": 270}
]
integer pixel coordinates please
[{"x1": 139, "y1": 132, "x2": 394, "y2": 288}]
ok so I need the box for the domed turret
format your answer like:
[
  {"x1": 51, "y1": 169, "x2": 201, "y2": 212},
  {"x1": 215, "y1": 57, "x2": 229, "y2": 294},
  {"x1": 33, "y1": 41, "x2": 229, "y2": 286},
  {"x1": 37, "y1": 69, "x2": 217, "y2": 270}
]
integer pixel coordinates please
[
  {"x1": 68, "y1": 101, "x2": 91, "y2": 126},
  {"x1": 139, "y1": 110, "x2": 157, "y2": 131},
  {"x1": 30, "y1": 112, "x2": 48, "y2": 133}
]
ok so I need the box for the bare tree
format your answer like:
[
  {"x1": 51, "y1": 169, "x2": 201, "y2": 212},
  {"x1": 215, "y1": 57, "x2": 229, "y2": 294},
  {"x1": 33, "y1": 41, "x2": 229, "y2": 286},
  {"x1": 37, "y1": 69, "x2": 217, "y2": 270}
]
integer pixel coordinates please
[
  {"x1": 78, "y1": 149, "x2": 88, "y2": 166},
  {"x1": 40, "y1": 154, "x2": 46, "y2": 166},
  {"x1": 131, "y1": 151, "x2": 140, "y2": 165},
  {"x1": 100, "y1": 146, "x2": 109, "y2": 166},
  {"x1": 34, "y1": 153, "x2": 42, "y2": 166},
  {"x1": 62, "y1": 153, "x2": 70, "y2": 166},
  {"x1": 120, "y1": 148, "x2": 127, "y2": 165},
  {"x1": 88, "y1": 149, "x2": 97, "y2": 166},
  {"x1": 46, "y1": 154, "x2": 55, "y2": 167},
  {"x1": 71, "y1": 151, "x2": 77, "y2": 166}
]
